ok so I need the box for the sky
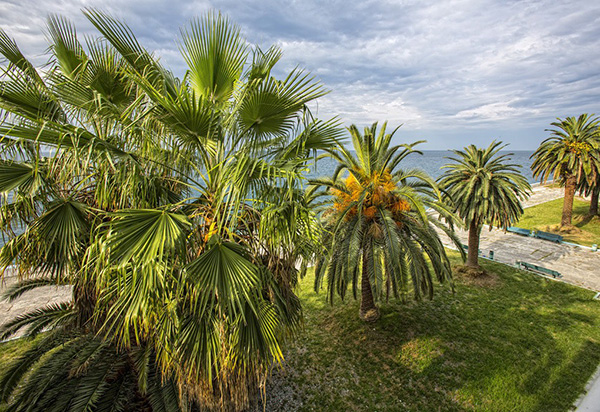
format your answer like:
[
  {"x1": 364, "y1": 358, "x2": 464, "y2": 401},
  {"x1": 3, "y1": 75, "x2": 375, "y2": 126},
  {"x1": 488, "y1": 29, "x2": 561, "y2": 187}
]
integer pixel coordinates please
[{"x1": 1, "y1": 0, "x2": 600, "y2": 150}]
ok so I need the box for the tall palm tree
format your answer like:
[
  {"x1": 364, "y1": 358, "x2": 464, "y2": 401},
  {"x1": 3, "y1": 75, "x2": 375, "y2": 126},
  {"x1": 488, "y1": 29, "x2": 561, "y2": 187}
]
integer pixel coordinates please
[
  {"x1": 309, "y1": 123, "x2": 459, "y2": 322},
  {"x1": 576, "y1": 130, "x2": 600, "y2": 216},
  {"x1": 0, "y1": 11, "x2": 341, "y2": 411},
  {"x1": 438, "y1": 142, "x2": 531, "y2": 269},
  {"x1": 531, "y1": 114, "x2": 600, "y2": 227},
  {"x1": 577, "y1": 173, "x2": 600, "y2": 217},
  {"x1": 588, "y1": 179, "x2": 600, "y2": 216}
]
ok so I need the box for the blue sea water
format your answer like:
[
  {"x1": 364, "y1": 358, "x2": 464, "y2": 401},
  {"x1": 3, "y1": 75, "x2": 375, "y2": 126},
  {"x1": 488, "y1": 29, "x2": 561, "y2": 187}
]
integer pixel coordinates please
[{"x1": 306, "y1": 150, "x2": 537, "y2": 183}]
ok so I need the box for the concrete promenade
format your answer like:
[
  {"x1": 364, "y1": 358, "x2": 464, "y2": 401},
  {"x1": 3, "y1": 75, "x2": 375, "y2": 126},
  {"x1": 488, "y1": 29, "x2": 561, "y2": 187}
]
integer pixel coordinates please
[
  {"x1": 0, "y1": 269, "x2": 71, "y2": 338},
  {"x1": 435, "y1": 223, "x2": 600, "y2": 291},
  {"x1": 435, "y1": 184, "x2": 600, "y2": 292}
]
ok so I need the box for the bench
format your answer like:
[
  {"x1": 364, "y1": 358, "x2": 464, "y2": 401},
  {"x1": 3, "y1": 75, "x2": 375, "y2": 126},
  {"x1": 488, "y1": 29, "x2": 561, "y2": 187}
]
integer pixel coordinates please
[
  {"x1": 533, "y1": 230, "x2": 563, "y2": 243},
  {"x1": 516, "y1": 261, "x2": 562, "y2": 278},
  {"x1": 507, "y1": 226, "x2": 531, "y2": 236}
]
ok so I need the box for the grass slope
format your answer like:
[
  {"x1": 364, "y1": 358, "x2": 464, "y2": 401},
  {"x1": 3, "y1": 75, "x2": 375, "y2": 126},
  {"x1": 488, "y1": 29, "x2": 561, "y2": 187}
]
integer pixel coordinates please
[
  {"x1": 262, "y1": 252, "x2": 600, "y2": 411},
  {"x1": 517, "y1": 198, "x2": 600, "y2": 246}
]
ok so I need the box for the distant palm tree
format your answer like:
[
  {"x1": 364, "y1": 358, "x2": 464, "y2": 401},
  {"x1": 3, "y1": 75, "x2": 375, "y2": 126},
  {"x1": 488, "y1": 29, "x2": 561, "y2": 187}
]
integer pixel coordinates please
[
  {"x1": 438, "y1": 142, "x2": 531, "y2": 269},
  {"x1": 576, "y1": 129, "x2": 600, "y2": 216},
  {"x1": 531, "y1": 114, "x2": 600, "y2": 226},
  {"x1": 309, "y1": 123, "x2": 459, "y2": 322},
  {"x1": 577, "y1": 173, "x2": 600, "y2": 217},
  {"x1": 588, "y1": 179, "x2": 600, "y2": 216},
  {"x1": 0, "y1": 11, "x2": 341, "y2": 411}
]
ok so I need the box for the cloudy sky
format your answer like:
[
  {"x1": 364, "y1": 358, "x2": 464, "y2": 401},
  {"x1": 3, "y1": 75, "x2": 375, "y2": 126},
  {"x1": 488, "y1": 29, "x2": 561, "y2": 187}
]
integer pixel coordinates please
[{"x1": 2, "y1": 0, "x2": 600, "y2": 149}]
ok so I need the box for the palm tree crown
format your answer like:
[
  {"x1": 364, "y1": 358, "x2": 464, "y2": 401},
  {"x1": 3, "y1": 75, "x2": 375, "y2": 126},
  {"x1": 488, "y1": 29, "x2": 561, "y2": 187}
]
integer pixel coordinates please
[
  {"x1": 310, "y1": 123, "x2": 459, "y2": 321},
  {"x1": 531, "y1": 114, "x2": 600, "y2": 226},
  {"x1": 438, "y1": 141, "x2": 531, "y2": 268},
  {"x1": 0, "y1": 11, "x2": 341, "y2": 411},
  {"x1": 532, "y1": 114, "x2": 600, "y2": 184}
]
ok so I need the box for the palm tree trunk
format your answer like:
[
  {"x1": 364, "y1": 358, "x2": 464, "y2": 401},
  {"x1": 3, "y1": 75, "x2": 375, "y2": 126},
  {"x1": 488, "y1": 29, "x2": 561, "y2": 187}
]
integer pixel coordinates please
[
  {"x1": 73, "y1": 279, "x2": 96, "y2": 329},
  {"x1": 359, "y1": 246, "x2": 379, "y2": 322},
  {"x1": 466, "y1": 220, "x2": 481, "y2": 268},
  {"x1": 561, "y1": 175, "x2": 577, "y2": 227},
  {"x1": 589, "y1": 186, "x2": 599, "y2": 216}
]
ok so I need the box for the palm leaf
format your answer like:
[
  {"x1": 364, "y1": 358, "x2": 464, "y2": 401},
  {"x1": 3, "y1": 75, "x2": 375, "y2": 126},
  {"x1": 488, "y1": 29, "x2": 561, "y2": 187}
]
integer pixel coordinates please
[
  {"x1": 180, "y1": 12, "x2": 248, "y2": 103},
  {"x1": 186, "y1": 238, "x2": 259, "y2": 320}
]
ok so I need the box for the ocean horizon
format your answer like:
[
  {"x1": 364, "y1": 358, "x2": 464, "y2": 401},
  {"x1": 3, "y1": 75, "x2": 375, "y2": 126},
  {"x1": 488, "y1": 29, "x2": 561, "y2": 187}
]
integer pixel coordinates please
[{"x1": 307, "y1": 150, "x2": 538, "y2": 183}]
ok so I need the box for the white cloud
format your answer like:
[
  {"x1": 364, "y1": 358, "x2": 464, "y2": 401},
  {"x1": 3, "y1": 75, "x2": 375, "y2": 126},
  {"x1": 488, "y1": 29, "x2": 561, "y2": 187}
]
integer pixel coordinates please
[
  {"x1": 455, "y1": 101, "x2": 541, "y2": 121},
  {"x1": 1, "y1": 0, "x2": 599, "y2": 149}
]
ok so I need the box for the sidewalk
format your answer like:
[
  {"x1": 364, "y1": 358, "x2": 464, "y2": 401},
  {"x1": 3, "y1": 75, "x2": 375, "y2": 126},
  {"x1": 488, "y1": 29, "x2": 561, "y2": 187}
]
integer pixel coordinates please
[
  {"x1": 0, "y1": 268, "x2": 71, "y2": 339},
  {"x1": 434, "y1": 183, "x2": 600, "y2": 292},
  {"x1": 435, "y1": 224, "x2": 600, "y2": 291},
  {"x1": 574, "y1": 364, "x2": 600, "y2": 411}
]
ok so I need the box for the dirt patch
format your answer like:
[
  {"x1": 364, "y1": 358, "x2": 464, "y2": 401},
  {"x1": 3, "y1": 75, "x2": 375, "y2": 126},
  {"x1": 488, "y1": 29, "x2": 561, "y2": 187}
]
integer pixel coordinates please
[
  {"x1": 546, "y1": 224, "x2": 582, "y2": 235},
  {"x1": 452, "y1": 265, "x2": 500, "y2": 288},
  {"x1": 542, "y1": 223, "x2": 598, "y2": 244}
]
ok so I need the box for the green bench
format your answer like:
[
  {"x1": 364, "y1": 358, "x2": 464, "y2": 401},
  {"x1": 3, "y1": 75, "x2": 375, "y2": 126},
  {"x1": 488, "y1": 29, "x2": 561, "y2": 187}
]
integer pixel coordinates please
[
  {"x1": 507, "y1": 226, "x2": 531, "y2": 236},
  {"x1": 533, "y1": 230, "x2": 562, "y2": 243},
  {"x1": 516, "y1": 261, "x2": 562, "y2": 278}
]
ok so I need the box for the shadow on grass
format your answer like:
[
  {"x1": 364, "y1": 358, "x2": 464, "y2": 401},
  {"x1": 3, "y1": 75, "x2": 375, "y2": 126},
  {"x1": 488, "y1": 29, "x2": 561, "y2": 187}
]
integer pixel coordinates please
[
  {"x1": 257, "y1": 256, "x2": 600, "y2": 411},
  {"x1": 528, "y1": 340, "x2": 600, "y2": 412}
]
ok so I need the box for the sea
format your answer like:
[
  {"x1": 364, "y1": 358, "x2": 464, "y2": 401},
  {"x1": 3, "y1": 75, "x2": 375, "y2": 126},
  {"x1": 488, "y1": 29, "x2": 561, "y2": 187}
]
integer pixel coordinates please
[{"x1": 306, "y1": 150, "x2": 537, "y2": 183}]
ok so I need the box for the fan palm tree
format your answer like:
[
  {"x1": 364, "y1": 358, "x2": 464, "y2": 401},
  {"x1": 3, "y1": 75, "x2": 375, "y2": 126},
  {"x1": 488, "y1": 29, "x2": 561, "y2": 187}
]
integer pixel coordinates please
[
  {"x1": 309, "y1": 123, "x2": 459, "y2": 322},
  {"x1": 438, "y1": 142, "x2": 531, "y2": 269},
  {"x1": 0, "y1": 11, "x2": 341, "y2": 411},
  {"x1": 531, "y1": 114, "x2": 600, "y2": 227}
]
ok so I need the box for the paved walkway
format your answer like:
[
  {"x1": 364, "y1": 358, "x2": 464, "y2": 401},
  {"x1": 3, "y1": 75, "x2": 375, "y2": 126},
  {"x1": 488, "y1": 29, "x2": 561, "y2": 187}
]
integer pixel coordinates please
[
  {"x1": 525, "y1": 183, "x2": 565, "y2": 207},
  {"x1": 434, "y1": 184, "x2": 600, "y2": 292},
  {"x1": 574, "y1": 364, "x2": 600, "y2": 411},
  {"x1": 0, "y1": 268, "x2": 71, "y2": 339},
  {"x1": 436, "y1": 225, "x2": 600, "y2": 291}
]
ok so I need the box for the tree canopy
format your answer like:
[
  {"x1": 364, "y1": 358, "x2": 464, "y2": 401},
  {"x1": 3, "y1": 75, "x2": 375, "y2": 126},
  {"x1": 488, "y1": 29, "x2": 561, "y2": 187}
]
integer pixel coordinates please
[
  {"x1": 309, "y1": 123, "x2": 459, "y2": 321},
  {"x1": 438, "y1": 141, "x2": 531, "y2": 268},
  {"x1": 0, "y1": 10, "x2": 342, "y2": 411}
]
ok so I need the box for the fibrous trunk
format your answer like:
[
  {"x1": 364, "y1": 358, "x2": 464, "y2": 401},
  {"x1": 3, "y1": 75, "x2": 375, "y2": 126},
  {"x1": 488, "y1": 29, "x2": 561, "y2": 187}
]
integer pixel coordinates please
[
  {"x1": 466, "y1": 219, "x2": 481, "y2": 268},
  {"x1": 561, "y1": 175, "x2": 577, "y2": 227},
  {"x1": 589, "y1": 186, "x2": 599, "y2": 216},
  {"x1": 359, "y1": 245, "x2": 379, "y2": 322}
]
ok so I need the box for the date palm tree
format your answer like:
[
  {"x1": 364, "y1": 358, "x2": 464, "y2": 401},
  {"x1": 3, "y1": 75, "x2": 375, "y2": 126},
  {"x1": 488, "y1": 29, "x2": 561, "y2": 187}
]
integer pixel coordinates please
[
  {"x1": 0, "y1": 11, "x2": 341, "y2": 411},
  {"x1": 588, "y1": 179, "x2": 600, "y2": 216},
  {"x1": 531, "y1": 114, "x2": 600, "y2": 227},
  {"x1": 309, "y1": 123, "x2": 459, "y2": 322},
  {"x1": 576, "y1": 173, "x2": 600, "y2": 216},
  {"x1": 576, "y1": 132, "x2": 600, "y2": 216},
  {"x1": 438, "y1": 142, "x2": 531, "y2": 269}
]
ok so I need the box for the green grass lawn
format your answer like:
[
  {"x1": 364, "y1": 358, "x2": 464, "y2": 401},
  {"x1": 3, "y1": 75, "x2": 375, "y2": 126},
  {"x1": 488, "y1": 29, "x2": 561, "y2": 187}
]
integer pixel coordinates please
[
  {"x1": 2, "y1": 254, "x2": 600, "y2": 412},
  {"x1": 516, "y1": 198, "x2": 600, "y2": 246},
  {"x1": 260, "y1": 252, "x2": 600, "y2": 411}
]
